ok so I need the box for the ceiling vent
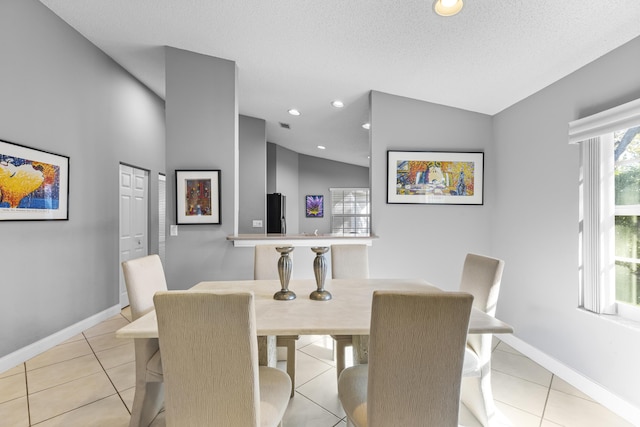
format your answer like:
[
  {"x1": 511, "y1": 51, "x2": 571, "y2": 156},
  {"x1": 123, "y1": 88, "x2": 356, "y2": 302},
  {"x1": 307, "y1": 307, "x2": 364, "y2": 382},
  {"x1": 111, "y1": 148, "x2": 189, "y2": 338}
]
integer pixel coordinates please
[{"x1": 279, "y1": 122, "x2": 291, "y2": 129}]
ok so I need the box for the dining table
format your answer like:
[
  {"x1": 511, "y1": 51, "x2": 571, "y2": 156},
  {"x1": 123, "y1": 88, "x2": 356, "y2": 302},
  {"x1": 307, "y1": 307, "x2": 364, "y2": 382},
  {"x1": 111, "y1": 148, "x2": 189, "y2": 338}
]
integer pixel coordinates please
[
  {"x1": 116, "y1": 278, "x2": 514, "y2": 339},
  {"x1": 116, "y1": 278, "x2": 513, "y2": 427}
]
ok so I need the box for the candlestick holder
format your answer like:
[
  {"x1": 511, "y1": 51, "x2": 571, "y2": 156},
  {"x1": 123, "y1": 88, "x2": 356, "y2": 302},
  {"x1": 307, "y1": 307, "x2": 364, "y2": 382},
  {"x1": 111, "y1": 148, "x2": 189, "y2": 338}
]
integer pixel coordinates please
[
  {"x1": 310, "y1": 246, "x2": 332, "y2": 301},
  {"x1": 274, "y1": 246, "x2": 296, "y2": 300}
]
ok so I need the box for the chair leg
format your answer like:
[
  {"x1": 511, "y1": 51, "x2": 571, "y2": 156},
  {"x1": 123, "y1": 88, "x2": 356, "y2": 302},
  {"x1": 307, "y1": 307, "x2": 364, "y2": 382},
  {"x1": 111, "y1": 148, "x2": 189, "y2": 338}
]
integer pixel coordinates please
[
  {"x1": 461, "y1": 363, "x2": 495, "y2": 427},
  {"x1": 129, "y1": 381, "x2": 164, "y2": 427},
  {"x1": 276, "y1": 335, "x2": 299, "y2": 397},
  {"x1": 258, "y1": 335, "x2": 278, "y2": 367},
  {"x1": 130, "y1": 339, "x2": 164, "y2": 427},
  {"x1": 351, "y1": 335, "x2": 369, "y2": 365}
]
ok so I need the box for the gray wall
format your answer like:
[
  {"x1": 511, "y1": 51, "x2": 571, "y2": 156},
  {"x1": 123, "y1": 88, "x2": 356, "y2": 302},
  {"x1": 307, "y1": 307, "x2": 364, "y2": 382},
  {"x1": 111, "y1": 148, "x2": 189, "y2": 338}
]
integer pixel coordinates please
[
  {"x1": 492, "y1": 36, "x2": 640, "y2": 409},
  {"x1": 369, "y1": 92, "x2": 495, "y2": 289},
  {"x1": 269, "y1": 143, "x2": 300, "y2": 234},
  {"x1": 0, "y1": 0, "x2": 165, "y2": 356},
  {"x1": 239, "y1": 115, "x2": 267, "y2": 234},
  {"x1": 164, "y1": 47, "x2": 252, "y2": 286},
  {"x1": 266, "y1": 142, "x2": 277, "y2": 194},
  {"x1": 298, "y1": 154, "x2": 369, "y2": 234}
]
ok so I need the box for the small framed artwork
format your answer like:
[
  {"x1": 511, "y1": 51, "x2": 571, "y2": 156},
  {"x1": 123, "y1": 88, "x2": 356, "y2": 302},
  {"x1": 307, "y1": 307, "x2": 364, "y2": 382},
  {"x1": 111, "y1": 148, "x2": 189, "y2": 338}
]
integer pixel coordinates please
[
  {"x1": 387, "y1": 150, "x2": 484, "y2": 205},
  {"x1": 305, "y1": 195, "x2": 324, "y2": 217},
  {"x1": 176, "y1": 169, "x2": 221, "y2": 224},
  {"x1": 0, "y1": 139, "x2": 69, "y2": 221}
]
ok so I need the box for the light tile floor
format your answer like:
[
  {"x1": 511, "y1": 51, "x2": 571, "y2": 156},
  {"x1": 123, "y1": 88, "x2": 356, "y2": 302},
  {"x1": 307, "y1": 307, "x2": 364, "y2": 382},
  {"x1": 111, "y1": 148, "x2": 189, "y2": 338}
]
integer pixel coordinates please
[{"x1": 0, "y1": 308, "x2": 633, "y2": 427}]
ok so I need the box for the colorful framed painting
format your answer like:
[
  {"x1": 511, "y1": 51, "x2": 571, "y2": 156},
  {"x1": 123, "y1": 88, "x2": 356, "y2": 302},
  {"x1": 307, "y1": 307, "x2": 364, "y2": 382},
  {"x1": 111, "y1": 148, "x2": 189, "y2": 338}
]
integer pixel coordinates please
[
  {"x1": 176, "y1": 169, "x2": 221, "y2": 224},
  {"x1": 387, "y1": 150, "x2": 484, "y2": 205},
  {"x1": 305, "y1": 195, "x2": 324, "y2": 217},
  {"x1": 0, "y1": 139, "x2": 69, "y2": 220}
]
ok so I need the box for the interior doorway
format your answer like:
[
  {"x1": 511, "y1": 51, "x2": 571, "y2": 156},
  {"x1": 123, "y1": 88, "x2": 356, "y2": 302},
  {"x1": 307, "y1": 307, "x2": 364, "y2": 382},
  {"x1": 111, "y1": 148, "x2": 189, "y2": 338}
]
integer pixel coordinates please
[{"x1": 119, "y1": 164, "x2": 149, "y2": 307}]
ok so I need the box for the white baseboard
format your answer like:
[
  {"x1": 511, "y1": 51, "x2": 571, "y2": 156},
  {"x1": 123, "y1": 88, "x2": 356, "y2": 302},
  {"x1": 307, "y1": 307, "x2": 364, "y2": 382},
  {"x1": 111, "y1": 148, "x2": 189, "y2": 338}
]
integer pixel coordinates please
[
  {"x1": 0, "y1": 305, "x2": 121, "y2": 373},
  {"x1": 498, "y1": 334, "x2": 640, "y2": 426}
]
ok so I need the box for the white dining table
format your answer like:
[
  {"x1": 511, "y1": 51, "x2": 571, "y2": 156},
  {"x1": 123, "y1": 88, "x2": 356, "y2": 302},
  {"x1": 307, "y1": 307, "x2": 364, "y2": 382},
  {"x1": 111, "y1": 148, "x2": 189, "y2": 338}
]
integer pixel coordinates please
[
  {"x1": 116, "y1": 278, "x2": 513, "y2": 339},
  {"x1": 117, "y1": 278, "x2": 513, "y2": 427}
]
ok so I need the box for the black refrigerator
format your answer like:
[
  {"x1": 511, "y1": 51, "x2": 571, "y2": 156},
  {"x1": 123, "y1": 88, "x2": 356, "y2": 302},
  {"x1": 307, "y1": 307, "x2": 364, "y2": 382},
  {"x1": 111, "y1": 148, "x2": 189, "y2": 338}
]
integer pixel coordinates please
[{"x1": 267, "y1": 193, "x2": 286, "y2": 234}]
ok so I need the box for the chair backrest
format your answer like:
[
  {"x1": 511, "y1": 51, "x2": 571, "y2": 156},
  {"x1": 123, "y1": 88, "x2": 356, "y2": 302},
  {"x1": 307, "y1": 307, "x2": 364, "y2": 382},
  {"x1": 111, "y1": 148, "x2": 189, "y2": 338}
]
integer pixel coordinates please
[
  {"x1": 458, "y1": 253, "x2": 505, "y2": 361},
  {"x1": 154, "y1": 290, "x2": 261, "y2": 427},
  {"x1": 367, "y1": 291, "x2": 473, "y2": 427},
  {"x1": 121, "y1": 254, "x2": 168, "y2": 321},
  {"x1": 331, "y1": 244, "x2": 370, "y2": 279},
  {"x1": 254, "y1": 244, "x2": 290, "y2": 280}
]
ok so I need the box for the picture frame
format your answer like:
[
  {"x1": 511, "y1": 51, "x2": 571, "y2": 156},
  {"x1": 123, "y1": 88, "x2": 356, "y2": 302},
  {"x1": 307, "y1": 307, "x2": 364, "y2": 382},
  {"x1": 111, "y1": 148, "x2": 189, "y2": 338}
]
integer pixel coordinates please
[
  {"x1": 387, "y1": 150, "x2": 484, "y2": 205},
  {"x1": 0, "y1": 139, "x2": 69, "y2": 221},
  {"x1": 305, "y1": 195, "x2": 324, "y2": 218},
  {"x1": 176, "y1": 169, "x2": 221, "y2": 224}
]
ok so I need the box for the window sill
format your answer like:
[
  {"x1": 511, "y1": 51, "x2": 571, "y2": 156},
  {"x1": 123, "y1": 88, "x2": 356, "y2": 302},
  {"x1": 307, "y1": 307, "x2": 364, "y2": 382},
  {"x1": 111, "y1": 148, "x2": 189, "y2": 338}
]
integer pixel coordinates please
[{"x1": 577, "y1": 306, "x2": 640, "y2": 331}]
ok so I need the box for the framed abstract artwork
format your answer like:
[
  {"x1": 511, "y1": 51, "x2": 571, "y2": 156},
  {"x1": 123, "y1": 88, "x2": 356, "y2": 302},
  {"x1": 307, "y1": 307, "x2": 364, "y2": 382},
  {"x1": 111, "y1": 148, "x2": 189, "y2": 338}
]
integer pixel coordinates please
[
  {"x1": 387, "y1": 150, "x2": 484, "y2": 205},
  {"x1": 305, "y1": 195, "x2": 324, "y2": 217},
  {"x1": 0, "y1": 139, "x2": 69, "y2": 220},
  {"x1": 176, "y1": 169, "x2": 221, "y2": 224}
]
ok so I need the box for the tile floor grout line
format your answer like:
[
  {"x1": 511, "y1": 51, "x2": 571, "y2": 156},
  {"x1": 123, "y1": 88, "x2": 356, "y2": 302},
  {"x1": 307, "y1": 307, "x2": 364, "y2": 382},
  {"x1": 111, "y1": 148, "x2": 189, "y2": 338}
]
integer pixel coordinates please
[
  {"x1": 27, "y1": 334, "x2": 118, "y2": 426},
  {"x1": 23, "y1": 362, "x2": 32, "y2": 427},
  {"x1": 84, "y1": 331, "x2": 127, "y2": 401},
  {"x1": 30, "y1": 394, "x2": 122, "y2": 426},
  {"x1": 492, "y1": 397, "x2": 548, "y2": 424},
  {"x1": 85, "y1": 318, "x2": 135, "y2": 416},
  {"x1": 539, "y1": 373, "x2": 554, "y2": 427},
  {"x1": 290, "y1": 390, "x2": 344, "y2": 420},
  {"x1": 491, "y1": 366, "x2": 553, "y2": 389}
]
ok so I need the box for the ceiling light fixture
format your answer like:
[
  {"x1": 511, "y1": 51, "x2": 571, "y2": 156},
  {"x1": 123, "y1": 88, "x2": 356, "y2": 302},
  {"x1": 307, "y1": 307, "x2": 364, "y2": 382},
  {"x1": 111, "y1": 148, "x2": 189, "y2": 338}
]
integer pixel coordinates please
[
  {"x1": 317, "y1": 145, "x2": 326, "y2": 150},
  {"x1": 433, "y1": 0, "x2": 463, "y2": 17},
  {"x1": 362, "y1": 123, "x2": 371, "y2": 130},
  {"x1": 331, "y1": 100, "x2": 344, "y2": 108},
  {"x1": 288, "y1": 109, "x2": 301, "y2": 116}
]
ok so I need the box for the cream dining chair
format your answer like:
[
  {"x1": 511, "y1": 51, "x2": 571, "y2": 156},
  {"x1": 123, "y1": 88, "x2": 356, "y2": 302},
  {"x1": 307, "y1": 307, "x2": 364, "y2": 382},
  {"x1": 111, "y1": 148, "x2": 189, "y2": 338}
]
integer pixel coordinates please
[
  {"x1": 121, "y1": 254, "x2": 167, "y2": 427},
  {"x1": 153, "y1": 290, "x2": 291, "y2": 427},
  {"x1": 459, "y1": 253, "x2": 506, "y2": 427},
  {"x1": 330, "y1": 244, "x2": 370, "y2": 381},
  {"x1": 338, "y1": 290, "x2": 474, "y2": 427},
  {"x1": 254, "y1": 244, "x2": 298, "y2": 396}
]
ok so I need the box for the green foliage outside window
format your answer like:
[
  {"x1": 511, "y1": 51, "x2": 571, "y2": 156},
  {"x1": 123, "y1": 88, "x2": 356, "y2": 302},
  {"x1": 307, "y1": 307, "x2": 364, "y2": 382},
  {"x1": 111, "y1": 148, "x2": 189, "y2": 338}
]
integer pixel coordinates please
[{"x1": 614, "y1": 127, "x2": 640, "y2": 306}]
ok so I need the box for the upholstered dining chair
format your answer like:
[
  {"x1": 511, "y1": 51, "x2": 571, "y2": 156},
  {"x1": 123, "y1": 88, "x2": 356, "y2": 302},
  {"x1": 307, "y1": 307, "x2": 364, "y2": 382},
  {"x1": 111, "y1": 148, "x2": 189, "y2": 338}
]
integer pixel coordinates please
[
  {"x1": 330, "y1": 244, "x2": 370, "y2": 381},
  {"x1": 121, "y1": 254, "x2": 167, "y2": 427},
  {"x1": 254, "y1": 244, "x2": 298, "y2": 396},
  {"x1": 338, "y1": 290, "x2": 474, "y2": 427},
  {"x1": 459, "y1": 253, "x2": 505, "y2": 427},
  {"x1": 153, "y1": 290, "x2": 291, "y2": 427}
]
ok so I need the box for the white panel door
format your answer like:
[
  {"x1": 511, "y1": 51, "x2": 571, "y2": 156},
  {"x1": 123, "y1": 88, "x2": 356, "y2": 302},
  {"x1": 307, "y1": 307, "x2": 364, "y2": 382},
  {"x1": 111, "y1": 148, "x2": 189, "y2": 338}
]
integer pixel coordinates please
[{"x1": 119, "y1": 164, "x2": 148, "y2": 307}]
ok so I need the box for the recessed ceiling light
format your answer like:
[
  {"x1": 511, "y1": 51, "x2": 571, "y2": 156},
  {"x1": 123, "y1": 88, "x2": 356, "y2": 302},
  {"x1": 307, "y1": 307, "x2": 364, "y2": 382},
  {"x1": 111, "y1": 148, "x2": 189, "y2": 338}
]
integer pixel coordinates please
[
  {"x1": 288, "y1": 109, "x2": 301, "y2": 116},
  {"x1": 433, "y1": 0, "x2": 463, "y2": 17},
  {"x1": 331, "y1": 100, "x2": 344, "y2": 108},
  {"x1": 362, "y1": 123, "x2": 371, "y2": 130},
  {"x1": 317, "y1": 145, "x2": 326, "y2": 150}
]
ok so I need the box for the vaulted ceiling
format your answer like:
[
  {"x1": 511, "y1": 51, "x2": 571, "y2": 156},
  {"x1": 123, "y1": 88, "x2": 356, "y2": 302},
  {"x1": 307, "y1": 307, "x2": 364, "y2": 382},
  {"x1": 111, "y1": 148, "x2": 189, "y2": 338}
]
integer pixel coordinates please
[{"x1": 39, "y1": 0, "x2": 640, "y2": 167}]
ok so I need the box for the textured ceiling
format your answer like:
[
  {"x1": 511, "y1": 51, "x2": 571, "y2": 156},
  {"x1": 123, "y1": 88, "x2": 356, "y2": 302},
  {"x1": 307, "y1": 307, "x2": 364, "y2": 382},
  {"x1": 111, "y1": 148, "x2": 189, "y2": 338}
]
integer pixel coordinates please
[{"x1": 38, "y1": 0, "x2": 640, "y2": 167}]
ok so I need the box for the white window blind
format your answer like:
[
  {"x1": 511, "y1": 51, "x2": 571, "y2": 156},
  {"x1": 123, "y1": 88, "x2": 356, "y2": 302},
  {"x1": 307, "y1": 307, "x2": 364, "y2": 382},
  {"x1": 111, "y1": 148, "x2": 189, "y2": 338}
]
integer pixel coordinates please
[{"x1": 570, "y1": 98, "x2": 640, "y2": 314}]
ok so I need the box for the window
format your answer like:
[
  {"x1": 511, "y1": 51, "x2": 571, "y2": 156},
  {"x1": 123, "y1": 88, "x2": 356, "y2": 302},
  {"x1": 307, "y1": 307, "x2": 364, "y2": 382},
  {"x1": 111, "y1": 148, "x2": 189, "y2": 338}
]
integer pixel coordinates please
[
  {"x1": 330, "y1": 188, "x2": 370, "y2": 236},
  {"x1": 614, "y1": 127, "x2": 640, "y2": 311},
  {"x1": 569, "y1": 98, "x2": 640, "y2": 320}
]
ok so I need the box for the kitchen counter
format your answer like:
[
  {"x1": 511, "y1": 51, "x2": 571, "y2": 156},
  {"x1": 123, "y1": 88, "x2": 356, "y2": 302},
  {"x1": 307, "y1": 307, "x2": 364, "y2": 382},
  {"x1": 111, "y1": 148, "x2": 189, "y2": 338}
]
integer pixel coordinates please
[{"x1": 227, "y1": 233, "x2": 377, "y2": 247}]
